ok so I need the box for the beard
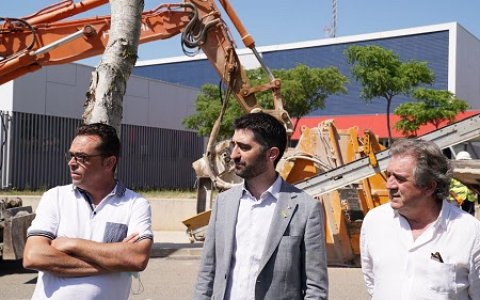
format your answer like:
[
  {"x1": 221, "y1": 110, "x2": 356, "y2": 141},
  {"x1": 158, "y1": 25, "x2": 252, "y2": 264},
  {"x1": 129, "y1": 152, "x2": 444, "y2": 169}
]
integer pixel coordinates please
[{"x1": 233, "y1": 152, "x2": 269, "y2": 180}]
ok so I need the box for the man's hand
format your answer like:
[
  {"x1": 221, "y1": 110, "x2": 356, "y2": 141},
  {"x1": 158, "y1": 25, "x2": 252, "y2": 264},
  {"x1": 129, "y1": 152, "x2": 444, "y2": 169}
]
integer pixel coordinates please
[{"x1": 123, "y1": 233, "x2": 139, "y2": 243}]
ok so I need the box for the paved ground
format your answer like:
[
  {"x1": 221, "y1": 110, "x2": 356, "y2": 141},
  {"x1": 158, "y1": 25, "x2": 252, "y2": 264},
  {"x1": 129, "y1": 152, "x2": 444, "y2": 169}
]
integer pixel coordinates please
[
  {"x1": 0, "y1": 258, "x2": 369, "y2": 300},
  {"x1": 0, "y1": 231, "x2": 369, "y2": 300},
  {"x1": 129, "y1": 259, "x2": 369, "y2": 300}
]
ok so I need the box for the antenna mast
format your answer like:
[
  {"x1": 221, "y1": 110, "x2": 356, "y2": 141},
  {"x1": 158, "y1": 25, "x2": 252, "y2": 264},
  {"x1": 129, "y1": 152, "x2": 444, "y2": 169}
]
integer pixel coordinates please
[{"x1": 325, "y1": 0, "x2": 338, "y2": 38}]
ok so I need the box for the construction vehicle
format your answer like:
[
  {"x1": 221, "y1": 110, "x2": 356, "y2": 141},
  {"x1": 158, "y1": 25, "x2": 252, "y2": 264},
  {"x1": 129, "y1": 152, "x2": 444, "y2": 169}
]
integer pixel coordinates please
[
  {"x1": 0, "y1": 0, "x2": 292, "y2": 259},
  {"x1": 184, "y1": 114, "x2": 480, "y2": 266},
  {"x1": 0, "y1": 0, "x2": 291, "y2": 125},
  {"x1": 1, "y1": 0, "x2": 294, "y2": 182},
  {"x1": 0, "y1": 197, "x2": 35, "y2": 260},
  {"x1": 0, "y1": 0, "x2": 293, "y2": 187}
]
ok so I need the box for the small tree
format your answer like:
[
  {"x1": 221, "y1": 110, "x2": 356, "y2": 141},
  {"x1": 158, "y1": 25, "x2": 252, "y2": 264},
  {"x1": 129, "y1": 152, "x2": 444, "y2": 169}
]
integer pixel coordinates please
[
  {"x1": 344, "y1": 45, "x2": 435, "y2": 144},
  {"x1": 256, "y1": 65, "x2": 348, "y2": 133},
  {"x1": 394, "y1": 88, "x2": 469, "y2": 136},
  {"x1": 183, "y1": 64, "x2": 348, "y2": 138},
  {"x1": 393, "y1": 102, "x2": 423, "y2": 137}
]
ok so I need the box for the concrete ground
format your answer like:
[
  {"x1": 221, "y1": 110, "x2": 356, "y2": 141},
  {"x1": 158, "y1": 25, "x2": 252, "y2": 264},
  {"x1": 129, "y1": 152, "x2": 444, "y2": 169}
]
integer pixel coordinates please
[
  {"x1": 150, "y1": 230, "x2": 204, "y2": 259},
  {"x1": 0, "y1": 230, "x2": 369, "y2": 300},
  {"x1": 148, "y1": 230, "x2": 369, "y2": 299}
]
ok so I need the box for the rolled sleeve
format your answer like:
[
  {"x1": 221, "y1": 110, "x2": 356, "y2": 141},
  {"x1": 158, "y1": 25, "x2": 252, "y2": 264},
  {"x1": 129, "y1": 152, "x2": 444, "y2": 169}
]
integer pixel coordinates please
[
  {"x1": 128, "y1": 195, "x2": 153, "y2": 241},
  {"x1": 27, "y1": 188, "x2": 60, "y2": 240}
]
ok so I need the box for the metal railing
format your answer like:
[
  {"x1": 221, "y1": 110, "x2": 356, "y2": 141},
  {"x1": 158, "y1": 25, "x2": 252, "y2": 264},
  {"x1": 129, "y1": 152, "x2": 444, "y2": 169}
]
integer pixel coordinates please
[{"x1": 1, "y1": 111, "x2": 203, "y2": 190}]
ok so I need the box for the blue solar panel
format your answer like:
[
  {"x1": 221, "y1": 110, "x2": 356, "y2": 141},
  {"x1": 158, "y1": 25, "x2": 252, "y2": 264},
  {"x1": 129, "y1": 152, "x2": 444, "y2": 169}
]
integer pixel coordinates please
[{"x1": 133, "y1": 31, "x2": 449, "y2": 116}]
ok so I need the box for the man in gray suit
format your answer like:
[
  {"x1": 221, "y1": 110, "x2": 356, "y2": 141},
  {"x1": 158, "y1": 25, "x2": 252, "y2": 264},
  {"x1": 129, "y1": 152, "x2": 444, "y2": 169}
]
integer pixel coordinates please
[{"x1": 194, "y1": 112, "x2": 328, "y2": 300}]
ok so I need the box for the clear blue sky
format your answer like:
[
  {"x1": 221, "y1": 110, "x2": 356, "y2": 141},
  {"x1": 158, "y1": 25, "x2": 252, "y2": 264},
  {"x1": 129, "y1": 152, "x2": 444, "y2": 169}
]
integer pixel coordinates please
[{"x1": 3, "y1": 0, "x2": 480, "y2": 66}]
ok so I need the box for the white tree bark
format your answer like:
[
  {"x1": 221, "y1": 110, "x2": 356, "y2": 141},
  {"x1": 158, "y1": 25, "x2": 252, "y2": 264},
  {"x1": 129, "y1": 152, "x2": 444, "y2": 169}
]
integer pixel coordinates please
[{"x1": 83, "y1": 0, "x2": 144, "y2": 134}]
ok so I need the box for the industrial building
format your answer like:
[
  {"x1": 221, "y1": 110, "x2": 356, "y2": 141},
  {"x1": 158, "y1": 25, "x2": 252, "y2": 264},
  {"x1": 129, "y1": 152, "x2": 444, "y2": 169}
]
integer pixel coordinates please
[
  {"x1": 1, "y1": 22, "x2": 479, "y2": 189},
  {"x1": 134, "y1": 22, "x2": 480, "y2": 138},
  {"x1": 0, "y1": 64, "x2": 202, "y2": 189}
]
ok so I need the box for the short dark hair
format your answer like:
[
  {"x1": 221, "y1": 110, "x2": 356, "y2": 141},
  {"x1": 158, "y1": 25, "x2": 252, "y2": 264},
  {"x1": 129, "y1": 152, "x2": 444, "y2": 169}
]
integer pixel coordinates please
[
  {"x1": 76, "y1": 123, "x2": 121, "y2": 158},
  {"x1": 233, "y1": 112, "x2": 287, "y2": 166},
  {"x1": 389, "y1": 139, "x2": 451, "y2": 202}
]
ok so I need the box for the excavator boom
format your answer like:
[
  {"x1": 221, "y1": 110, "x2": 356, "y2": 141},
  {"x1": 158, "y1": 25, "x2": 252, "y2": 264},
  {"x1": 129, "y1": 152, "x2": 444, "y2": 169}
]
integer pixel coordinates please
[
  {"x1": 0, "y1": 0, "x2": 292, "y2": 130},
  {"x1": 0, "y1": 0, "x2": 293, "y2": 259},
  {"x1": 1, "y1": 4, "x2": 189, "y2": 84}
]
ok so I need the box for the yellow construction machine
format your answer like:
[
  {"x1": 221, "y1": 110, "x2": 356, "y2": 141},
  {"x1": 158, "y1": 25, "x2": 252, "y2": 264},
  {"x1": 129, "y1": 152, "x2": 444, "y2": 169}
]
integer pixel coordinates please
[
  {"x1": 184, "y1": 118, "x2": 391, "y2": 266},
  {"x1": 184, "y1": 113, "x2": 480, "y2": 266}
]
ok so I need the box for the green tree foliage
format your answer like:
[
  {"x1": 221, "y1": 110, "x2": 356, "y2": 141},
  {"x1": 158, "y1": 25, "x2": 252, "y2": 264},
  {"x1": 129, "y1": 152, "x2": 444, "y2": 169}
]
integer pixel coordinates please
[
  {"x1": 393, "y1": 102, "x2": 422, "y2": 137},
  {"x1": 394, "y1": 88, "x2": 469, "y2": 136},
  {"x1": 344, "y1": 45, "x2": 435, "y2": 144},
  {"x1": 183, "y1": 64, "x2": 348, "y2": 139},
  {"x1": 275, "y1": 65, "x2": 348, "y2": 132},
  {"x1": 182, "y1": 83, "x2": 243, "y2": 140}
]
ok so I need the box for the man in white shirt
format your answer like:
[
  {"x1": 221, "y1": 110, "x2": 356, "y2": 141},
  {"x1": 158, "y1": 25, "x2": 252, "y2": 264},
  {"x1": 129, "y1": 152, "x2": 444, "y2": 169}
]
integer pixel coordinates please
[
  {"x1": 361, "y1": 139, "x2": 480, "y2": 299},
  {"x1": 194, "y1": 112, "x2": 328, "y2": 300},
  {"x1": 23, "y1": 123, "x2": 153, "y2": 300}
]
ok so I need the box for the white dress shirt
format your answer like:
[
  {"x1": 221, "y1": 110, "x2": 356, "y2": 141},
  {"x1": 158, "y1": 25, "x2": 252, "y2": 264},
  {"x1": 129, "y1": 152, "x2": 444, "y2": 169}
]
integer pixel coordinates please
[
  {"x1": 361, "y1": 200, "x2": 480, "y2": 300},
  {"x1": 225, "y1": 175, "x2": 282, "y2": 300}
]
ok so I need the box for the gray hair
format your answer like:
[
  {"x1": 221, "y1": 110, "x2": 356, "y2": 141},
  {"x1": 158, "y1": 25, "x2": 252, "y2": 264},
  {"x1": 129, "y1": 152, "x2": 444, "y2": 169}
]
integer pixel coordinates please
[{"x1": 389, "y1": 139, "x2": 451, "y2": 202}]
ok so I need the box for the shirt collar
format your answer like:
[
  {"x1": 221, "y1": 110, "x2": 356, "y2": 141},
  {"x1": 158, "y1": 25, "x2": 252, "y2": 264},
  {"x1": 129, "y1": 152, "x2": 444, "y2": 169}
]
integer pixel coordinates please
[
  {"x1": 433, "y1": 200, "x2": 450, "y2": 230},
  {"x1": 242, "y1": 173, "x2": 282, "y2": 201},
  {"x1": 269, "y1": 174, "x2": 283, "y2": 200},
  {"x1": 72, "y1": 180, "x2": 126, "y2": 198},
  {"x1": 112, "y1": 180, "x2": 127, "y2": 197},
  {"x1": 392, "y1": 199, "x2": 450, "y2": 231}
]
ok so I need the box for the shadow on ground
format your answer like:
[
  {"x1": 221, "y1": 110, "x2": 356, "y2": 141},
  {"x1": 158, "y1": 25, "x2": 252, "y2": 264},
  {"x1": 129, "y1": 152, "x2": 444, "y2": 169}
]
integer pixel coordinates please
[
  {"x1": 0, "y1": 259, "x2": 37, "y2": 277},
  {"x1": 151, "y1": 242, "x2": 203, "y2": 258}
]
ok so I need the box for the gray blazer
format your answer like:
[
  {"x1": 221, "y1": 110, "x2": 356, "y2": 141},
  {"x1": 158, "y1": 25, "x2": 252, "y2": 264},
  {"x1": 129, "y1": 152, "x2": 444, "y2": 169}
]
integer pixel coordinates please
[{"x1": 193, "y1": 180, "x2": 328, "y2": 300}]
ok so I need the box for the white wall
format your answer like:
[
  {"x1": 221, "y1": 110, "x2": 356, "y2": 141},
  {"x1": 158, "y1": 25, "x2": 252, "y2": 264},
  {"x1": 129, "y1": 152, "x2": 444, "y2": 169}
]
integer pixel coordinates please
[
  {"x1": 455, "y1": 24, "x2": 480, "y2": 109},
  {"x1": 124, "y1": 77, "x2": 198, "y2": 129},
  {"x1": 6, "y1": 63, "x2": 199, "y2": 130},
  {"x1": 238, "y1": 52, "x2": 261, "y2": 70},
  {"x1": 0, "y1": 81, "x2": 14, "y2": 111}
]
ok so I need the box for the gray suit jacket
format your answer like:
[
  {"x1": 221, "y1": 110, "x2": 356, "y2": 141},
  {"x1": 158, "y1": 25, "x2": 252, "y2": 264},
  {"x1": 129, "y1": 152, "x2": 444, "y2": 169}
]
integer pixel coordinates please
[{"x1": 193, "y1": 180, "x2": 328, "y2": 300}]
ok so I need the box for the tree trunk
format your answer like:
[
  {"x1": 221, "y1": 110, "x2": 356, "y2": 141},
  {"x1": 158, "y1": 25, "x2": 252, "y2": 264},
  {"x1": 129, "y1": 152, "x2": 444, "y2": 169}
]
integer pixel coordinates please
[
  {"x1": 386, "y1": 97, "x2": 392, "y2": 146},
  {"x1": 82, "y1": 0, "x2": 144, "y2": 135}
]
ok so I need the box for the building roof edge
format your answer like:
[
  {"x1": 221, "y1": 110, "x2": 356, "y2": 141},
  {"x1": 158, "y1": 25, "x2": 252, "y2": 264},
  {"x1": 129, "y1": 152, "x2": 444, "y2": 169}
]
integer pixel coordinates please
[{"x1": 135, "y1": 22, "x2": 461, "y2": 66}]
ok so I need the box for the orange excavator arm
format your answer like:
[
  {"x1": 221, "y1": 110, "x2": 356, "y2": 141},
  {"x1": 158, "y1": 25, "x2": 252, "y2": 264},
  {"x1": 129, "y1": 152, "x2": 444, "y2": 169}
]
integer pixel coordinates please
[
  {"x1": 0, "y1": 0, "x2": 292, "y2": 131},
  {"x1": 0, "y1": 1, "x2": 190, "y2": 84}
]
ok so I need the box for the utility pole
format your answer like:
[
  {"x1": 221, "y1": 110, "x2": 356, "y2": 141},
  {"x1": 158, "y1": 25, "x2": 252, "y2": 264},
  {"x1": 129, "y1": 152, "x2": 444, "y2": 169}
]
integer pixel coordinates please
[{"x1": 325, "y1": 0, "x2": 338, "y2": 38}]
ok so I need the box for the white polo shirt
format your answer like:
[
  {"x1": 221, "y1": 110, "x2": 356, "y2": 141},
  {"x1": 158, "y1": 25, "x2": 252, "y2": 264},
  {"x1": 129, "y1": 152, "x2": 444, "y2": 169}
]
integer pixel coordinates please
[{"x1": 27, "y1": 182, "x2": 153, "y2": 300}]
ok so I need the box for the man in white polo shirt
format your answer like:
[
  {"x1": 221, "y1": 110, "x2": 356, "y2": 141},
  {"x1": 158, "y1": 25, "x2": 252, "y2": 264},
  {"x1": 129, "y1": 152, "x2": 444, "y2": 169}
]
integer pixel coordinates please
[{"x1": 23, "y1": 123, "x2": 153, "y2": 300}]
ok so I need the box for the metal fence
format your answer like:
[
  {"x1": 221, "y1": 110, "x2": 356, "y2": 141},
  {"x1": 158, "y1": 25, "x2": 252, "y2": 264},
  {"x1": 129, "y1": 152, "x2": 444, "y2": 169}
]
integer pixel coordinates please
[{"x1": 1, "y1": 111, "x2": 203, "y2": 190}]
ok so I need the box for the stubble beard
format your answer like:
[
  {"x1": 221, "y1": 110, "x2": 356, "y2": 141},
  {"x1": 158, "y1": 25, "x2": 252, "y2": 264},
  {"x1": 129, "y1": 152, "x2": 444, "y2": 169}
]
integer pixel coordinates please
[{"x1": 234, "y1": 154, "x2": 268, "y2": 180}]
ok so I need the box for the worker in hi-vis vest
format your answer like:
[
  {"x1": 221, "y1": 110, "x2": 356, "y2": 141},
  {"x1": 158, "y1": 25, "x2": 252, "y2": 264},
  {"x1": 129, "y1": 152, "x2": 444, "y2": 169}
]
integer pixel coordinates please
[{"x1": 449, "y1": 151, "x2": 478, "y2": 215}]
